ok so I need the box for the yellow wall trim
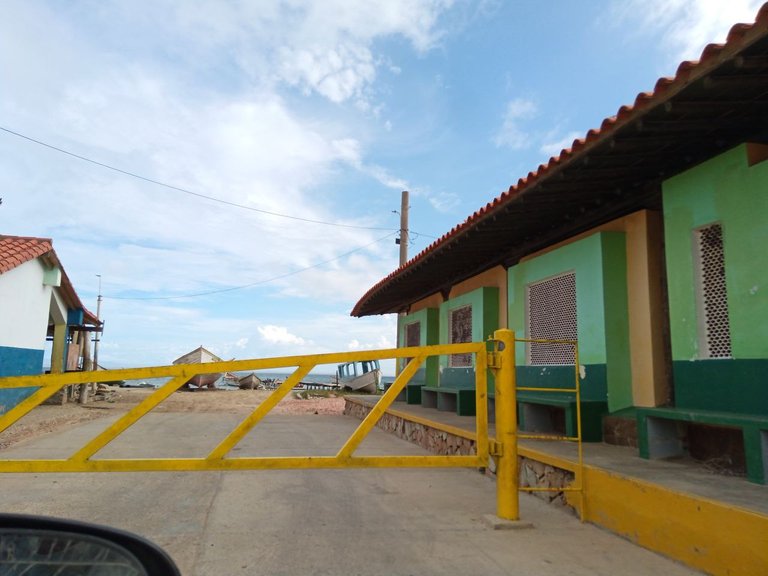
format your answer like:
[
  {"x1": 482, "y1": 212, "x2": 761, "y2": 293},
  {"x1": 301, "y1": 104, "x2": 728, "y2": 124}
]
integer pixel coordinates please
[
  {"x1": 354, "y1": 399, "x2": 768, "y2": 576},
  {"x1": 573, "y1": 467, "x2": 768, "y2": 576}
]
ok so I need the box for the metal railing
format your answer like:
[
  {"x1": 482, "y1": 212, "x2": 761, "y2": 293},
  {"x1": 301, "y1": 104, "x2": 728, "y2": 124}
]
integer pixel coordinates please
[{"x1": 514, "y1": 337, "x2": 584, "y2": 520}]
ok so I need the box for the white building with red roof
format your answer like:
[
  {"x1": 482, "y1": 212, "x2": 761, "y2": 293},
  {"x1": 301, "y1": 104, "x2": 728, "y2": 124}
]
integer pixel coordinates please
[{"x1": 0, "y1": 235, "x2": 100, "y2": 411}]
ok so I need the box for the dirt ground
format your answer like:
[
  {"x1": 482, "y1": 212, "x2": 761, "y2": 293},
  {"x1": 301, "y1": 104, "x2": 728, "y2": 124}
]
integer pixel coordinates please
[{"x1": 0, "y1": 387, "x2": 346, "y2": 450}]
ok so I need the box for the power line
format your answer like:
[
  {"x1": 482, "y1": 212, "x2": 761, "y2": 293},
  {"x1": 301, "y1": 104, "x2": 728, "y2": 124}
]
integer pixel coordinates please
[
  {"x1": 410, "y1": 230, "x2": 437, "y2": 240},
  {"x1": 0, "y1": 125, "x2": 395, "y2": 231},
  {"x1": 106, "y1": 232, "x2": 397, "y2": 301}
]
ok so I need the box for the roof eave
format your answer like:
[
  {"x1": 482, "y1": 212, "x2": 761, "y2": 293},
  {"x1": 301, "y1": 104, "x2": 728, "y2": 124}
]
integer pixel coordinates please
[{"x1": 352, "y1": 7, "x2": 768, "y2": 317}]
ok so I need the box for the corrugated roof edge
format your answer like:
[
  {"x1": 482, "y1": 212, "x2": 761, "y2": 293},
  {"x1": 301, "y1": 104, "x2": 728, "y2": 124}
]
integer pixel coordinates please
[{"x1": 351, "y1": 3, "x2": 768, "y2": 317}]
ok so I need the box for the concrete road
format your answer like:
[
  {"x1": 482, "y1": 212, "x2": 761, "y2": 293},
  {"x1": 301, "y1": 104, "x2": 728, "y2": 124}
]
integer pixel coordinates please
[{"x1": 0, "y1": 412, "x2": 700, "y2": 575}]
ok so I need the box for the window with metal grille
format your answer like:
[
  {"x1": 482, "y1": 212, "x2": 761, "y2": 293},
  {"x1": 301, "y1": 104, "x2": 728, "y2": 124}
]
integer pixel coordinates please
[
  {"x1": 449, "y1": 305, "x2": 473, "y2": 367},
  {"x1": 695, "y1": 223, "x2": 732, "y2": 358},
  {"x1": 402, "y1": 321, "x2": 421, "y2": 370},
  {"x1": 527, "y1": 272, "x2": 577, "y2": 365},
  {"x1": 405, "y1": 322, "x2": 421, "y2": 347}
]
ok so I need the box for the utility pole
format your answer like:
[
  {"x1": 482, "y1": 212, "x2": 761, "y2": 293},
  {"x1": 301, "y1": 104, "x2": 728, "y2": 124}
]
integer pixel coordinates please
[
  {"x1": 395, "y1": 191, "x2": 409, "y2": 376},
  {"x1": 398, "y1": 190, "x2": 409, "y2": 267},
  {"x1": 93, "y1": 274, "x2": 103, "y2": 372}
]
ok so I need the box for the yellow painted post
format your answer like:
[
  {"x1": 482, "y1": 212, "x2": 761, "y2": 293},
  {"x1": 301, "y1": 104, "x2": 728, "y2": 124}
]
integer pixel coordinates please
[
  {"x1": 50, "y1": 323, "x2": 67, "y2": 374},
  {"x1": 493, "y1": 329, "x2": 519, "y2": 520}
]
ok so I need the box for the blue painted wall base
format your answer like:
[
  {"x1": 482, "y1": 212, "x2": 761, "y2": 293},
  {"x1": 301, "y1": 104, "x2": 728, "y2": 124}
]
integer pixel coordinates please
[{"x1": 0, "y1": 345, "x2": 44, "y2": 415}]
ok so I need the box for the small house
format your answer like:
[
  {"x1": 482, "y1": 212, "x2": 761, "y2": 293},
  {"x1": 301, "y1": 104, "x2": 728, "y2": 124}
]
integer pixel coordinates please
[{"x1": 0, "y1": 235, "x2": 100, "y2": 412}]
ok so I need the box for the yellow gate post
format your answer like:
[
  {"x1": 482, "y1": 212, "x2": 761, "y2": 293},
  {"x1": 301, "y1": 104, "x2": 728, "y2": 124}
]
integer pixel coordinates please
[{"x1": 492, "y1": 329, "x2": 519, "y2": 520}]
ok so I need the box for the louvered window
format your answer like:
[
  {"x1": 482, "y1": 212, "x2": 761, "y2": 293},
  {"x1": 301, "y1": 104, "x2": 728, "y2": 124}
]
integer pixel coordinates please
[
  {"x1": 449, "y1": 305, "x2": 473, "y2": 367},
  {"x1": 527, "y1": 272, "x2": 577, "y2": 365},
  {"x1": 695, "y1": 223, "x2": 732, "y2": 358}
]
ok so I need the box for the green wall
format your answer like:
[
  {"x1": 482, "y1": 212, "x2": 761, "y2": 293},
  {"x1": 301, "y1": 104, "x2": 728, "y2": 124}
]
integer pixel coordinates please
[
  {"x1": 398, "y1": 307, "x2": 439, "y2": 386},
  {"x1": 438, "y1": 287, "x2": 499, "y2": 363},
  {"x1": 507, "y1": 232, "x2": 632, "y2": 411},
  {"x1": 663, "y1": 144, "x2": 768, "y2": 414},
  {"x1": 438, "y1": 287, "x2": 499, "y2": 390},
  {"x1": 663, "y1": 144, "x2": 768, "y2": 359}
]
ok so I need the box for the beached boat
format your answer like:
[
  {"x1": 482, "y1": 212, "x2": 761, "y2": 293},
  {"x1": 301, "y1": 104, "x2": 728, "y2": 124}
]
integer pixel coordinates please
[
  {"x1": 238, "y1": 373, "x2": 263, "y2": 390},
  {"x1": 172, "y1": 346, "x2": 223, "y2": 388},
  {"x1": 336, "y1": 360, "x2": 381, "y2": 394}
]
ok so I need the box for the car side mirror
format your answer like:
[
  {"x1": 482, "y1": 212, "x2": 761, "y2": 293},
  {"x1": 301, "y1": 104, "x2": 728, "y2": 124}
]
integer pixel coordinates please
[{"x1": 0, "y1": 513, "x2": 181, "y2": 575}]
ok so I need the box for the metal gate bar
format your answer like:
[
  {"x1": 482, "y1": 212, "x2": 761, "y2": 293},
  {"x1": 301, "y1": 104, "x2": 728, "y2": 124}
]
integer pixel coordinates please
[
  {"x1": 0, "y1": 330, "x2": 584, "y2": 521},
  {"x1": 0, "y1": 343, "x2": 491, "y2": 476}
]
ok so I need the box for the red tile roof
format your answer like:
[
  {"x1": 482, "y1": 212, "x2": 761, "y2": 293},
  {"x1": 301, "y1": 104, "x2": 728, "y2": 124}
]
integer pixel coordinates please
[
  {"x1": 0, "y1": 235, "x2": 54, "y2": 274},
  {"x1": 0, "y1": 235, "x2": 100, "y2": 326},
  {"x1": 352, "y1": 3, "x2": 768, "y2": 317}
]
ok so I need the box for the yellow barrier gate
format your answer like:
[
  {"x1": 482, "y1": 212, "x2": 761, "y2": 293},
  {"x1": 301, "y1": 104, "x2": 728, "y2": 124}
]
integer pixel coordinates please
[
  {"x1": 514, "y1": 337, "x2": 584, "y2": 520},
  {"x1": 0, "y1": 330, "x2": 581, "y2": 522}
]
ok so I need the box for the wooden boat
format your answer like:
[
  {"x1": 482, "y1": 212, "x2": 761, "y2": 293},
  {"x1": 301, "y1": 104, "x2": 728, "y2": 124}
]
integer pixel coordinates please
[
  {"x1": 238, "y1": 373, "x2": 263, "y2": 390},
  {"x1": 336, "y1": 360, "x2": 381, "y2": 394},
  {"x1": 172, "y1": 346, "x2": 223, "y2": 388}
]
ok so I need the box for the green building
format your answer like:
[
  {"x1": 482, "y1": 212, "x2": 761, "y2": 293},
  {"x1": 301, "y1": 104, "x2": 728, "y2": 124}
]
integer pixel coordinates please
[{"x1": 353, "y1": 20, "x2": 768, "y2": 482}]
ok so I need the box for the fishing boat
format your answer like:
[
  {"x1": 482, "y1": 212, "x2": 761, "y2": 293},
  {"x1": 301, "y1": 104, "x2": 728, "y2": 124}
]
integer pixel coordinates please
[
  {"x1": 172, "y1": 346, "x2": 223, "y2": 389},
  {"x1": 336, "y1": 360, "x2": 381, "y2": 394},
  {"x1": 238, "y1": 372, "x2": 263, "y2": 390}
]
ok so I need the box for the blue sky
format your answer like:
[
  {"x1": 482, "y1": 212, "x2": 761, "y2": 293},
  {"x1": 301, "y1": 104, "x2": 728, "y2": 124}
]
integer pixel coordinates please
[{"x1": 0, "y1": 0, "x2": 762, "y2": 373}]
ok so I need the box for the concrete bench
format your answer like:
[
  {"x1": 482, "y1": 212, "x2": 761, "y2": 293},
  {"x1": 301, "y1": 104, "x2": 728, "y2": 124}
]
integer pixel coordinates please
[
  {"x1": 421, "y1": 385, "x2": 476, "y2": 416},
  {"x1": 486, "y1": 365, "x2": 608, "y2": 441},
  {"x1": 421, "y1": 368, "x2": 477, "y2": 416},
  {"x1": 386, "y1": 368, "x2": 427, "y2": 404},
  {"x1": 384, "y1": 381, "x2": 426, "y2": 404},
  {"x1": 515, "y1": 391, "x2": 607, "y2": 442},
  {"x1": 405, "y1": 382, "x2": 424, "y2": 404},
  {"x1": 637, "y1": 406, "x2": 768, "y2": 484},
  {"x1": 384, "y1": 381, "x2": 407, "y2": 402}
]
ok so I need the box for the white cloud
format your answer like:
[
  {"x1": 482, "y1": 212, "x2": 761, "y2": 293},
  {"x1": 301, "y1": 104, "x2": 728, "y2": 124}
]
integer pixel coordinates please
[
  {"x1": 612, "y1": 0, "x2": 763, "y2": 63},
  {"x1": 426, "y1": 191, "x2": 461, "y2": 213},
  {"x1": 0, "y1": 1, "x2": 453, "y2": 370},
  {"x1": 348, "y1": 339, "x2": 362, "y2": 350},
  {"x1": 278, "y1": 44, "x2": 376, "y2": 104},
  {"x1": 164, "y1": 0, "x2": 454, "y2": 107},
  {"x1": 258, "y1": 325, "x2": 307, "y2": 346},
  {"x1": 493, "y1": 98, "x2": 538, "y2": 149},
  {"x1": 367, "y1": 165, "x2": 411, "y2": 191},
  {"x1": 540, "y1": 131, "x2": 583, "y2": 158},
  {"x1": 274, "y1": 251, "x2": 396, "y2": 304},
  {"x1": 331, "y1": 138, "x2": 364, "y2": 166},
  {"x1": 347, "y1": 332, "x2": 394, "y2": 352}
]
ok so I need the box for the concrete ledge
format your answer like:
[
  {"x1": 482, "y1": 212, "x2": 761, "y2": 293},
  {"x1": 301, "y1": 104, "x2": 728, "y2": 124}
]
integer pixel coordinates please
[{"x1": 345, "y1": 396, "x2": 768, "y2": 576}]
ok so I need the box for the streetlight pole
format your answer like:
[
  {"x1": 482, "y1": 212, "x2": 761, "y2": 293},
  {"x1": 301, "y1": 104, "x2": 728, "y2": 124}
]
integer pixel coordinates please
[{"x1": 93, "y1": 274, "x2": 102, "y2": 372}]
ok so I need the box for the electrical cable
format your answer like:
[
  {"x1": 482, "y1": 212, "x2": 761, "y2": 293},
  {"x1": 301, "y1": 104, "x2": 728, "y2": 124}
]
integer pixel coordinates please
[
  {"x1": 105, "y1": 231, "x2": 397, "y2": 300},
  {"x1": 0, "y1": 125, "x2": 396, "y2": 231},
  {"x1": 410, "y1": 230, "x2": 437, "y2": 240}
]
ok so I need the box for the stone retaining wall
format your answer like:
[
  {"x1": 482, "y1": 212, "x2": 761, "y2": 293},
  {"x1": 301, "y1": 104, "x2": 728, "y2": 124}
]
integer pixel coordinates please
[
  {"x1": 345, "y1": 399, "x2": 574, "y2": 509},
  {"x1": 344, "y1": 400, "x2": 477, "y2": 455},
  {"x1": 518, "y1": 457, "x2": 573, "y2": 506}
]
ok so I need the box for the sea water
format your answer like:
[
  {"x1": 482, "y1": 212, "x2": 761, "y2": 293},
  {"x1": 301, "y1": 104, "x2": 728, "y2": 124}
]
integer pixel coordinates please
[{"x1": 122, "y1": 372, "x2": 394, "y2": 390}]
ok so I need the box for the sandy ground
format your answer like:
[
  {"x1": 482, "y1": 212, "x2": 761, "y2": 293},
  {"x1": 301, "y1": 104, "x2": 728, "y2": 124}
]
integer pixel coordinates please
[{"x1": 0, "y1": 387, "x2": 346, "y2": 450}]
